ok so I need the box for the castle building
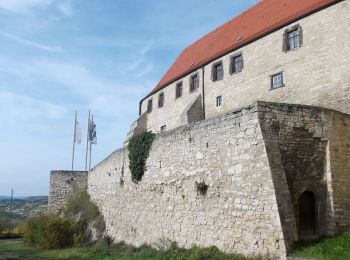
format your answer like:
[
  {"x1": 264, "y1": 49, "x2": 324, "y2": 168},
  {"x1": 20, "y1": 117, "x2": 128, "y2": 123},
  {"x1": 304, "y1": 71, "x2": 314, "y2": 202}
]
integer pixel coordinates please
[
  {"x1": 129, "y1": 0, "x2": 350, "y2": 136},
  {"x1": 49, "y1": 0, "x2": 350, "y2": 258}
]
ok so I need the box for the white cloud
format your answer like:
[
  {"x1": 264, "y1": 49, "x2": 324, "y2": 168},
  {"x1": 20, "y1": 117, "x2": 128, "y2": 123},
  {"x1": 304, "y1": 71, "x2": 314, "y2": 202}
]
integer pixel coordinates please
[
  {"x1": 58, "y1": 0, "x2": 72, "y2": 16},
  {"x1": 0, "y1": 91, "x2": 67, "y2": 124},
  {"x1": 127, "y1": 41, "x2": 154, "y2": 77},
  {"x1": 0, "y1": 0, "x2": 53, "y2": 13},
  {"x1": 1, "y1": 32, "x2": 62, "y2": 52}
]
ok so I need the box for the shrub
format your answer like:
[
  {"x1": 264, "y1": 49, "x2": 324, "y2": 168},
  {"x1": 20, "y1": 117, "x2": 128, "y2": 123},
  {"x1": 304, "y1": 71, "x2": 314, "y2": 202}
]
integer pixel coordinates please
[
  {"x1": 23, "y1": 215, "x2": 74, "y2": 249},
  {"x1": 196, "y1": 180, "x2": 209, "y2": 195},
  {"x1": 0, "y1": 217, "x2": 7, "y2": 233},
  {"x1": 65, "y1": 190, "x2": 100, "y2": 222},
  {"x1": 128, "y1": 131, "x2": 155, "y2": 183},
  {"x1": 40, "y1": 217, "x2": 74, "y2": 249}
]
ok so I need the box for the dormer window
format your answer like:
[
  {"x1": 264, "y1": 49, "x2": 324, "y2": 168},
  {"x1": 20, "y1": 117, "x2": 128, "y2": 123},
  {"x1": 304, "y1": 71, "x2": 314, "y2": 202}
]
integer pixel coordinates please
[
  {"x1": 190, "y1": 73, "x2": 199, "y2": 92},
  {"x1": 158, "y1": 92, "x2": 164, "y2": 108},
  {"x1": 147, "y1": 99, "x2": 153, "y2": 113},
  {"x1": 212, "y1": 61, "x2": 223, "y2": 81}
]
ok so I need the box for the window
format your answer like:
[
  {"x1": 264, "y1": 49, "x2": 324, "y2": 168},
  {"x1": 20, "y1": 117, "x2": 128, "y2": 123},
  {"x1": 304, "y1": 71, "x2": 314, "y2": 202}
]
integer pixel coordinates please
[
  {"x1": 158, "y1": 92, "x2": 164, "y2": 108},
  {"x1": 271, "y1": 72, "x2": 284, "y2": 89},
  {"x1": 160, "y1": 125, "x2": 166, "y2": 132},
  {"x1": 287, "y1": 29, "x2": 300, "y2": 50},
  {"x1": 212, "y1": 61, "x2": 223, "y2": 81},
  {"x1": 216, "y1": 96, "x2": 222, "y2": 107},
  {"x1": 231, "y1": 54, "x2": 244, "y2": 74},
  {"x1": 190, "y1": 74, "x2": 199, "y2": 92},
  {"x1": 176, "y1": 82, "x2": 183, "y2": 98},
  {"x1": 283, "y1": 25, "x2": 302, "y2": 51},
  {"x1": 147, "y1": 99, "x2": 153, "y2": 113}
]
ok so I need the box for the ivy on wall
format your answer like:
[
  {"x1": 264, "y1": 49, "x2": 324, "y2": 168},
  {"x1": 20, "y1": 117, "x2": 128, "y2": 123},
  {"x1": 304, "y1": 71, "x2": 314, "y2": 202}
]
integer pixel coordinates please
[{"x1": 128, "y1": 132, "x2": 155, "y2": 183}]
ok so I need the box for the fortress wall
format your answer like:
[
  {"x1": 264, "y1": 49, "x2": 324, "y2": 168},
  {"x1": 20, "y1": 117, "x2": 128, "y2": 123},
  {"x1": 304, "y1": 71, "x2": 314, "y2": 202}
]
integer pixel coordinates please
[
  {"x1": 87, "y1": 101, "x2": 350, "y2": 257},
  {"x1": 258, "y1": 102, "x2": 350, "y2": 238},
  {"x1": 328, "y1": 111, "x2": 350, "y2": 230},
  {"x1": 88, "y1": 103, "x2": 287, "y2": 258},
  {"x1": 48, "y1": 170, "x2": 88, "y2": 215}
]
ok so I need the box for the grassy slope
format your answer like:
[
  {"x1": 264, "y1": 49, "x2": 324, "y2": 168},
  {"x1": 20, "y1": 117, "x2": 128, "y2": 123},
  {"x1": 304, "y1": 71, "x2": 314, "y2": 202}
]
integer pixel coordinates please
[
  {"x1": 0, "y1": 239, "x2": 250, "y2": 260},
  {"x1": 292, "y1": 231, "x2": 350, "y2": 260}
]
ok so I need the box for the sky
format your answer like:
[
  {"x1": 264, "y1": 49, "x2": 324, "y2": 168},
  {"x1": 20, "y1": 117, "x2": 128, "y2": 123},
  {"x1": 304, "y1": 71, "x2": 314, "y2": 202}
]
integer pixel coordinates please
[{"x1": 0, "y1": 0, "x2": 256, "y2": 196}]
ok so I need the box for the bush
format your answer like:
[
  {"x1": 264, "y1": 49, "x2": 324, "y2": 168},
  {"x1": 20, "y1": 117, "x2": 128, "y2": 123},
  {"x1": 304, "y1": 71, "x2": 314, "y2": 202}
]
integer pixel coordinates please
[
  {"x1": 40, "y1": 217, "x2": 74, "y2": 249},
  {"x1": 128, "y1": 131, "x2": 155, "y2": 183},
  {"x1": 0, "y1": 217, "x2": 7, "y2": 233},
  {"x1": 65, "y1": 190, "x2": 99, "y2": 222},
  {"x1": 23, "y1": 215, "x2": 74, "y2": 249},
  {"x1": 196, "y1": 180, "x2": 209, "y2": 195}
]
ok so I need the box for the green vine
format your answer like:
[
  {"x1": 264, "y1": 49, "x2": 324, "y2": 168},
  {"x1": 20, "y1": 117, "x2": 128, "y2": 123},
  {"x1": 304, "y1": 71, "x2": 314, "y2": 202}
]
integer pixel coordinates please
[{"x1": 128, "y1": 132, "x2": 155, "y2": 183}]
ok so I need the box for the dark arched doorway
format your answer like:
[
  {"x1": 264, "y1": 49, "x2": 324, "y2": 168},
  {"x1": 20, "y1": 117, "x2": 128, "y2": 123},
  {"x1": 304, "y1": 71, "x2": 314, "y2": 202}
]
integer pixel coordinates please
[{"x1": 298, "y1": 191, "x2": 317, "y2": 239}]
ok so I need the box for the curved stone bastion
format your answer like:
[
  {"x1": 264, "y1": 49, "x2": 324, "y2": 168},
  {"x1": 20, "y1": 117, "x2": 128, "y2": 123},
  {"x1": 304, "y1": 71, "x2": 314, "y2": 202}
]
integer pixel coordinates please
[{"x1": 49, "y1": 101, "x2": 350, "y2": 258}]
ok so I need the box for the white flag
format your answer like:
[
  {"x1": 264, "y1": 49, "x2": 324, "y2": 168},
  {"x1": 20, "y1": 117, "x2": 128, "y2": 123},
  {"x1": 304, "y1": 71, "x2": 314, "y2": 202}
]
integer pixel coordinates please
[{"x1": 75, "y1": 121, "x2": 82, "y2": 144}]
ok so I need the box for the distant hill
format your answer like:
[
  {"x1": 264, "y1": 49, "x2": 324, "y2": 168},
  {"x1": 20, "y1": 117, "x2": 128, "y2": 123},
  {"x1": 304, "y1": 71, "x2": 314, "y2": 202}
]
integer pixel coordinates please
[
  {"x1": 25, "y1": 196, "x2": 48, "y2": 202},
  {"x1": 0, "y1": 196, "x2": 47, "y2": 202},
  {"x1": 0, "y1": 196, "x2": 48, "y2": 227}
]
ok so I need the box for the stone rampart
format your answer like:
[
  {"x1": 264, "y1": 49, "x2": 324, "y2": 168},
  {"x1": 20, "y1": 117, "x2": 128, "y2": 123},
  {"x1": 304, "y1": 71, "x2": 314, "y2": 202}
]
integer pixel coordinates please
[
  {"x1": 80, "y1": 101, "x2": 350, "y2": 258},
  {"x1": 48, "y1": 170, "x2": 88, "y2": 215}
]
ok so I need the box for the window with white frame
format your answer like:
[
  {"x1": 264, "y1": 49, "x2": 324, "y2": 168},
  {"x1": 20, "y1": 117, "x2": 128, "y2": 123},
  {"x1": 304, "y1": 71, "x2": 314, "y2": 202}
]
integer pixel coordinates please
[
  {"x1": 216, "y1": 96, "x2": 222, "y2": 107},
  {"x1": 271, "y1": 72, "x2": 284, "y2": 89}
]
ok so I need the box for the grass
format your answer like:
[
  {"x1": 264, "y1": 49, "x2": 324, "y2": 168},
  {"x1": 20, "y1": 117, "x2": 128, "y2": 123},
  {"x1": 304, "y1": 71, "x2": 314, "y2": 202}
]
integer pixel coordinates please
[
  {"x1": 292, "y1": 230, "x2": 350, "y2": 260},
  {"x1": 0, "y1": 239, "x2": 258, "y2": 260}
]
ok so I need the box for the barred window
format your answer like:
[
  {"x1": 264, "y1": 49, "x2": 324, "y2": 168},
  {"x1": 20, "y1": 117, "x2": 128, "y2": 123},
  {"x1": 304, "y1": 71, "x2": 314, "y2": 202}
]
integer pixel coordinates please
[
  {"x1": 216, "y1": 96, "x2": 222, "y2": 107},
  {"x1": 190, "y1": 74, "x2": 199, "y2": 92},
  {"x1": 271, "y1": 72, "x2": 284, "y2": 89},
  {"x1": 147, "y1": 99, "x2": 153, "y2": 113},
  {"x1": 231, "y1": 54, "x2": 243, "y2": 74},
  {"x1": 176, "y1": 82, "x2": 183, "y2": 98},
  {"x1": 158, "y1": 92, "x2": 164, "y2": 108},
  {"x1": 212, "y1": 61, "x2": 223, "y2": 81}
]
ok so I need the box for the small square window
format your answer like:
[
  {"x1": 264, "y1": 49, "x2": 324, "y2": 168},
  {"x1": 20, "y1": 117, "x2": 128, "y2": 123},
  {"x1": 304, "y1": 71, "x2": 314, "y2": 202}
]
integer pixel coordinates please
[
  {"x1": 212, "y1": 61, "x2": 223, "y2": 81},
  {"x1": 158, "y1": 93, "x2": 165, "y2": 108},
  {"x1": 216, "y1": 96, "x2": 222, "y2": 107},
  {"x1": 160, "y1": 125, "x2": 166, "y2": 132},
  {"x1": 176, "y1": 82, "x2": 183, "y2": 98},
  {"x1": 190, "y1": 74, "x2": 199, "y2": 92},
  {"x1": 271, "y1": 72, "x2": 284, "y2": 89},
  {"x1": 231, "y1": 54, "x2": 244, "y2": 74},
  {"x1": 147, "y1": 99, "x2": 153, "y2": 113}
]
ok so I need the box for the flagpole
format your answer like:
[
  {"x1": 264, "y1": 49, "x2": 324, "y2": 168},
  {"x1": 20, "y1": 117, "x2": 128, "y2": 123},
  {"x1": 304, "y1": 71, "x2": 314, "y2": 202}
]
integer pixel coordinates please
[
  {"x1": 85, "y1": 110, "x2": 90, "y2": 171},
  {"x1": 71, "y1": 111, "x2": 77, "y2": 171},
  {"x1": 89, "y1": 114, "x2": 93, "y2": 171}
]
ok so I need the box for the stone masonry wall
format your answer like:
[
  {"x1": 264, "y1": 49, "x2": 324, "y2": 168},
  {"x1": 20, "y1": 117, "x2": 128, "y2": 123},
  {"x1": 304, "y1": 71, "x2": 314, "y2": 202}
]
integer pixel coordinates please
[
  {"x1": 140, "y1": 1, "x2": 350, "y2": 133},
  {"x1": 89, "y1": 103, "x2": 287, "y2": 258},
  {"x1": 258, "y1": 102, "x2": 350, "y2": 239},
  {"x1": 48, "y1": 170, "x2": 88, "y2": 215},
  {"x1": 87, "y1": 101, "x2": 350, "y2": 257}
]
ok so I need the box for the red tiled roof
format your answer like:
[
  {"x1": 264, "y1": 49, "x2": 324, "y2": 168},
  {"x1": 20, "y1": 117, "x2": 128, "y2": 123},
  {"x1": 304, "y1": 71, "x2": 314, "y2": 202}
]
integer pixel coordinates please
[{"x1": 143, "y1": 0, "x2": 338, "y2": 102}]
